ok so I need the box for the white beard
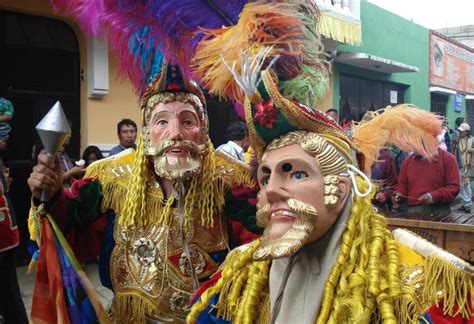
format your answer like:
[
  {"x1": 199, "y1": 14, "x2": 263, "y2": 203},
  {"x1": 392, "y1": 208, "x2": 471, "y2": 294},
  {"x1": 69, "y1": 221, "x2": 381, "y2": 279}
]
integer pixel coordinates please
[{"x1": 152, "y1": 153, "x2": 202, "y2": 181}]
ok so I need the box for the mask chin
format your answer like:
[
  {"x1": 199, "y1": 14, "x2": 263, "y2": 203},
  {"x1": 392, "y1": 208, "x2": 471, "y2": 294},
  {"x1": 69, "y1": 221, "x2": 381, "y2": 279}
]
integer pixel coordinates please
[
  {"x1": 253, "y1": 199, "x2": 318, "y2": 260},
  {"x1": 253, "y1": 217, "x2": 314, "y2": 260},
  {"x1": 152, "y1": 152, "x2": 202, "y2": 181}
]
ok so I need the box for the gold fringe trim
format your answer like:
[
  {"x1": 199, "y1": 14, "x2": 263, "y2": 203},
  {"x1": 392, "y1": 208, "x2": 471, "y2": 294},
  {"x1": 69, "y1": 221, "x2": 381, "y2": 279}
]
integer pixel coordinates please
[
  {"x1": 184, "y1": 146, "x2": 255, "y2": 229},
  {"x1": 111, "y1": 293, "x2": 157, "y2": 324},
  {"x1": 423, "y1": 255, "x2": 473, "y2": 319},
  {"x1": 396, "y1": 292, "x2": 425, "y2": 323},
  {"x1": 212, "y1": 248, "x2": 246, "y2": 320},
  {"x1": 396, "y1": 254, "x2": 474, "y2": 322},
  {"x1": 99, "y1": 178, "x2": 165, "y2": 222},
  {"x1": 318, "y1": 11, "x2": 362, "y2": 46},
  {"x1": 83, "y1": 142, "x2": 254, "y2": 230}
]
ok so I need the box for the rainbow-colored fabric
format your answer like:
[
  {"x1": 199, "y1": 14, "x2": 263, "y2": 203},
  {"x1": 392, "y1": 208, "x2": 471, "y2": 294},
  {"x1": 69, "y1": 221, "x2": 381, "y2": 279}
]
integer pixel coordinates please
[{"x1": 30, "y1": 212, "x2": 110, "y2": 324}]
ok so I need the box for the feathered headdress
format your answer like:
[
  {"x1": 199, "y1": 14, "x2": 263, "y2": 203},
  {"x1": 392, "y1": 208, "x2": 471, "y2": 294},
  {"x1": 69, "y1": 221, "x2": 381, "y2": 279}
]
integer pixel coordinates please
[
  {"x1": 50, "y1": 1, "x2": 328, "y2": 106},
  {"x1": 51, "y1": 0, "x2": 443, "y2": 171}
]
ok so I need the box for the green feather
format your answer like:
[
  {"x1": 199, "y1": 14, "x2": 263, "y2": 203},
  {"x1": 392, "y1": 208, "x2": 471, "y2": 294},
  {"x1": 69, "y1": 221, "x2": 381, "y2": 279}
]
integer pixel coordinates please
[{"x1": 279, "y1": 65, "x2": 329, "y2": 108}]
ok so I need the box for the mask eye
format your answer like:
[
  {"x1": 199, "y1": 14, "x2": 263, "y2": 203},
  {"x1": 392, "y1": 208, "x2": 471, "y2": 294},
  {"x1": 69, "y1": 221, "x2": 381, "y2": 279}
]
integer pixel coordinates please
[
  {"x1": 260, "y1": 176, "x2": 270, "y2": 187},
  {"x1": 182, "y1": 119, "x2": 196, "y2": 127},
  {"x1": 290, "y1": 171, "x2": 308, "y2": 180},
  {"x1": 281, "y1": 163, "x2": 292, "y2": 172}
]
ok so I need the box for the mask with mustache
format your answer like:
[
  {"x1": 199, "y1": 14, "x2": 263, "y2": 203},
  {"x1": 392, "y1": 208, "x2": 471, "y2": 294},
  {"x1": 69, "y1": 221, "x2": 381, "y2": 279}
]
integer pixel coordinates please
[
  {"x1": 144, "y1": 139, "x2": 207, "y2": 181},
  {"x1": 253, "y1": 198, "x2": 318, "y2": 260}
]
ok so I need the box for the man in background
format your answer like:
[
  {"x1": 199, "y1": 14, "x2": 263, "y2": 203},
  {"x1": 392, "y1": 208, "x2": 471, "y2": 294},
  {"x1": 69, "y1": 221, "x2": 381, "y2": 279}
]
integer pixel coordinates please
[
  {"x1": 217, "y1": 121, "x2": 249, "y2": 162},
  {"x1": 456, "y1": 122, "x2": 472, "y2": 213},
  {"x1": 109, "y1": 119, "x2": 137, "y2": 156},
  {"x1": 393, "y1": 147, "x2": 460, "y2": 218}
]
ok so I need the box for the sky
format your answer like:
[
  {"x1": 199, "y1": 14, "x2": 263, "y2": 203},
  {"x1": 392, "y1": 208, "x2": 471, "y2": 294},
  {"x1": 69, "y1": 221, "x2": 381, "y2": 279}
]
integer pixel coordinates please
[{"x1": 368, "y1": 0, "x2": 474, "y2": 30}]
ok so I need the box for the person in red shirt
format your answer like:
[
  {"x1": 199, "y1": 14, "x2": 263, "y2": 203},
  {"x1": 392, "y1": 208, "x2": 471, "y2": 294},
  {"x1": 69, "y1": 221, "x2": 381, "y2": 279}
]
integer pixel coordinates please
[
  {"x1": 393, "y1": 148, "x2": 460, "y2": 218},
  {"x1": 0, "y1": 139, "x2": 28, "y2": 324}
]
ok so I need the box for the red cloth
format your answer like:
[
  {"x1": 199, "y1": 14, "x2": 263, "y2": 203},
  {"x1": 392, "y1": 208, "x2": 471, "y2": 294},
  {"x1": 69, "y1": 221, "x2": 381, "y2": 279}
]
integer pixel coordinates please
[
  {"x1": 426, "y1": 300, "x2": 474, "y2": 323},
  {"x1": 0, "y1": 179, "x2": 19, "y2": 252},
  {"x1": 229, "y1": 220, "x2": 259, "y2": 245},
  {"x1": 396, "y1": 149, "x2": 460, "y2": 206},
  {"x1": 49, "y1": 178, "x2": 105, "y2": 262}
]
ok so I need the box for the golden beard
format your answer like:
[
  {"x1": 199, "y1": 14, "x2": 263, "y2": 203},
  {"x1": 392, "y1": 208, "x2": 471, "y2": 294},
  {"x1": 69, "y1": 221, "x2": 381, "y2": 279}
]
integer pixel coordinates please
[
  {"x1": 147, "y1": 140, "x2": 206, "y2": 181},
  {"x1": 253, "y1": 199, "x2": 318, "y2": 260}
]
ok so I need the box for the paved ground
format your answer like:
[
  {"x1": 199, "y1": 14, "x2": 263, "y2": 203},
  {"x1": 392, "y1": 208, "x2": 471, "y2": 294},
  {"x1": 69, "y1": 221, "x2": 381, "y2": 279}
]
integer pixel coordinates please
[{"x1": 17, "y1": 261, "x2": 114, "y2": 317}]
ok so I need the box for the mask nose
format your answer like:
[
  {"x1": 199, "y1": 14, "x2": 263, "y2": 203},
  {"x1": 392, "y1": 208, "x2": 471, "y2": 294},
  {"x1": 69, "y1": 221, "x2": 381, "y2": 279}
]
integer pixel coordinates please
[
  {"x1": 168, "y1": 119, "x2": 184, "y2": 141},
  {"x1": 264, "y1": 176, "x2": 291, "y2": 203}
]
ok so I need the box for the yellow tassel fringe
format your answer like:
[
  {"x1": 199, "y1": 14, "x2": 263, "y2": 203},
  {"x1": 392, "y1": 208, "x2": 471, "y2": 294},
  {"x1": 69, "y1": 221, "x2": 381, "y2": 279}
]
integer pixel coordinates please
[
  {"x1": 85, "y1": 138, "x2": 254, "y2": 231},
  {"x1": 423, "y1": 255, "x2": 473, "y2": 319},
  {"x1": 318, "y1": 11, "x2": 362, "y2": 46},
  {"x1": 112, "y1": 293, "x2": 157, "y2": 324}
]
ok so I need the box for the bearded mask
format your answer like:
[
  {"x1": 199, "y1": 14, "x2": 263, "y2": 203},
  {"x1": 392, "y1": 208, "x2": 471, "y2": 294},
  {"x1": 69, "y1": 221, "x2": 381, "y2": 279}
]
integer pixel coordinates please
[
  {"x1": 252, "y1": 133, "x2": 351, "y2": 261},
  {"x1": 142, "y1": 96, "x2": 209, "y2": 181},
  {"x1": 141, "y1": 62, "x2": 210, "y2": 181},
  {"x1": 143, "y1": 131, "x2": 207, "y2": 181},
  {"x1": 254, "y1": 198, "x2": 319, "y2": 260}
]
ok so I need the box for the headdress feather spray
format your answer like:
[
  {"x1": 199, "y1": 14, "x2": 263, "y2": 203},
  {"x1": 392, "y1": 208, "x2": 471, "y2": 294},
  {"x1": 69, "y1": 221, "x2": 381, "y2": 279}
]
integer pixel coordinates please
[
  {"x1": 51, "y1": 0, "x2": 248, "y2": 95},
  {"x1": 193, "y1": 1, "x2": 329, "y2": 106}
]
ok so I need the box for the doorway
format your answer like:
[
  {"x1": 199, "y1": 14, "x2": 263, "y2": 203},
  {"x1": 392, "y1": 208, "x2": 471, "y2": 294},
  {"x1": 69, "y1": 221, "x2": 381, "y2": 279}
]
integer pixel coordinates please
[{"x1": 0, "y1": 11, "x2": 80, "y2": 264}]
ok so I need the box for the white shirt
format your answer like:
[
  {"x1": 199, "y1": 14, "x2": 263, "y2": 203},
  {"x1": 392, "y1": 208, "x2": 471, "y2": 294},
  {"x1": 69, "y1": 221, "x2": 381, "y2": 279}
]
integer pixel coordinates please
[{"x1": 216, "y1": 140, "x2": 245, "y2": 162}]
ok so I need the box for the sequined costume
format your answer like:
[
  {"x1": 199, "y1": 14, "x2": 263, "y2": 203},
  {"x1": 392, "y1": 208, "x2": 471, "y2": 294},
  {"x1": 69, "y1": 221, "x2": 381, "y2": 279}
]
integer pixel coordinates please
[{"x1": 44, "y1": 147, "x2": 254, "y2": 322}]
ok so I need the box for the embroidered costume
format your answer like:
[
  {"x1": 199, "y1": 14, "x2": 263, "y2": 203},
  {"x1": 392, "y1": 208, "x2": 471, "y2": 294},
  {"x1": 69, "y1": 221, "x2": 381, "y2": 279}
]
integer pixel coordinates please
[{"x1": 28, "y1": 1, "x2": 267, "y2": 322}]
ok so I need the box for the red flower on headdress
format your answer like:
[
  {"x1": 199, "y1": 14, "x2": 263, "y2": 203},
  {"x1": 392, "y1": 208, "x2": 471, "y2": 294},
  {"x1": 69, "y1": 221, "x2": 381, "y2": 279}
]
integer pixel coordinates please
[{"x1": 254, "y1": 99, "x2": 279, "y2": 129}]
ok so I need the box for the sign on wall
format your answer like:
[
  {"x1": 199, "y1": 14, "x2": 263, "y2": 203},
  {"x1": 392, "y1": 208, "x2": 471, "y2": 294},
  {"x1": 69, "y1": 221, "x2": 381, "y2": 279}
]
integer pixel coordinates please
[
  {"x1": 454, "y1": 94, "x2": 463, "y2": 112},
  {"x1": 430, "y1": 33, "x2": 474, "y2": 94}
]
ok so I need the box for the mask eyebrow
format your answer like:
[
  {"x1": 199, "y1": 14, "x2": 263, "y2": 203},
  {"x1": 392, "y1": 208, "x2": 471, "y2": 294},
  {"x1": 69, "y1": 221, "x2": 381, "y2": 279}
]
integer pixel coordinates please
[{"x1": 150, "y1": 110, "x2": 172, "y2": 122}]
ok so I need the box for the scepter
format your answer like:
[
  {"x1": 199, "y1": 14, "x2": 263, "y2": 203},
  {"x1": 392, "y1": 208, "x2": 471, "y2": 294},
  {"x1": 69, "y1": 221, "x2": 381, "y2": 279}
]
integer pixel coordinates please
[{"x1": 35, "y1": 101, "x2": 71, "y2": 202}]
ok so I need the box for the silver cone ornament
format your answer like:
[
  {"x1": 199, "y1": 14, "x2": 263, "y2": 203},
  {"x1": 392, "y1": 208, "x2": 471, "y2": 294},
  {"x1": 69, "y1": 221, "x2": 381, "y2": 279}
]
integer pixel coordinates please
[
  {"x1": 35, "y1": 101, "x2": 71, "y2": 201},
  {"x1": 36, "y1": 101, "x2": 71, "y2": 154}
]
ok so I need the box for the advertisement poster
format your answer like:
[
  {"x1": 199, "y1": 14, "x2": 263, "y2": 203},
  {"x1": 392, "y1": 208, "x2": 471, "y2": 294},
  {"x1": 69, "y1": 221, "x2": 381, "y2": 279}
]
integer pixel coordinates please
[
  {"x1": 454, "y1": 94, "x2": 463, "y2": 112},
  {"x1": 430, "y1": 32, "x2": 474, "y2": 94}
]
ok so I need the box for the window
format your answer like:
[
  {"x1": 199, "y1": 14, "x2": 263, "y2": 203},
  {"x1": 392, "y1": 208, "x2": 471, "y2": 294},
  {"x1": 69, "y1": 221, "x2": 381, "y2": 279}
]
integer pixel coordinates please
[
  {"x1": 430, "y1": 93, "x2": 448, "y2": 117},
  {"x1": 339, "y1": 75, "x2": 405, "y2": 122}
]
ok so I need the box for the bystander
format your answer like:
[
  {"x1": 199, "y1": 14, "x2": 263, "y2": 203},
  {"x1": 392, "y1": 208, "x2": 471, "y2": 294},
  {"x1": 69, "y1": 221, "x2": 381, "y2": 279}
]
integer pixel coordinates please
[
  {"x1": 393, "y1": 147, "x2": 460, "y2": 218},
  {"x1": 108, "y1": 119, "x2": 137, "y2": 156}
]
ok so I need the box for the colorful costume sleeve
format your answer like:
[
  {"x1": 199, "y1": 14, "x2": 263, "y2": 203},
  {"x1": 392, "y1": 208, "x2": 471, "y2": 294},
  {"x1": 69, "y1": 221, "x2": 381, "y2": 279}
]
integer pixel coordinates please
[
  {"x1": 224, "y1": 185, "x2": 262, "y2": 246},
  {"x1": 37, "y1": 178, "x2": 106, "y2": 263}
]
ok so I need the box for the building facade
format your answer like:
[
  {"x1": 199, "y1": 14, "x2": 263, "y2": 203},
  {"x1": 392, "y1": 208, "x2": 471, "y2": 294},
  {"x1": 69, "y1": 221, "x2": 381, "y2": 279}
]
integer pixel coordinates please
[
  {"x1": 429, "y1": 31, "x2": 474, "y2": 127},
  {"x1": 325, "y1": 1, "x2": 429, "y2": 123}
]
